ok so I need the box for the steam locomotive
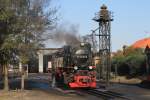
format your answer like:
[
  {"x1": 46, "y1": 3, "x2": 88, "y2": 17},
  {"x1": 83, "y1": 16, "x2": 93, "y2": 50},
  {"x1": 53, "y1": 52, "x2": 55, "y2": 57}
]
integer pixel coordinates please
[{"x1": 52, "y1": 42, "x2": 96, "y2": 88}]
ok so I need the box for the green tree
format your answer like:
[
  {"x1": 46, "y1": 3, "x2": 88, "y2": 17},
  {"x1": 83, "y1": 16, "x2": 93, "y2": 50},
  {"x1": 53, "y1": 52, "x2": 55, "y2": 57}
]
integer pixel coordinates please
[
  {"x1": 112, "y1": 47, "x2": 146, "y2": 77},
  {"x1": 0, "y1": 0, "x2": 19, "y2": 91},
  {"x1": 0, "y1": 0, "x2": 57, "y2": 91}
]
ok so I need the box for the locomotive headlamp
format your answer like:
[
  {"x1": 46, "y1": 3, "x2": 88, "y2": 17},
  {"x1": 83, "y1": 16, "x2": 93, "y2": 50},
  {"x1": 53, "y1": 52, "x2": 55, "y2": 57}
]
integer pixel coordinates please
[
  {"x1": 89, "y1": 66, "x2": 93, "y2": 70},
  {"x1": 81, "y1": 42, "x2": 85, "y2": 46},
  {"x1": 74, "y1": 66, "x2": 78, "y2": 70}
]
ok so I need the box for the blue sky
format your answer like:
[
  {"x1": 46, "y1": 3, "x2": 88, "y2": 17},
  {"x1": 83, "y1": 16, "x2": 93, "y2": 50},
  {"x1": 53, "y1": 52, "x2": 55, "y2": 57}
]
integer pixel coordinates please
[{"x1": 49, "y1": 0, "x2": 150, "y2": 51}]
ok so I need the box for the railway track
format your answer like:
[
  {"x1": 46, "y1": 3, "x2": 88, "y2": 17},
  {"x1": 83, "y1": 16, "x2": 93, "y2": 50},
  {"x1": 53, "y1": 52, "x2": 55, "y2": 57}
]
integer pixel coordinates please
[{"x1": 80, "y1": 89, "x2": 130, "y2": 100}]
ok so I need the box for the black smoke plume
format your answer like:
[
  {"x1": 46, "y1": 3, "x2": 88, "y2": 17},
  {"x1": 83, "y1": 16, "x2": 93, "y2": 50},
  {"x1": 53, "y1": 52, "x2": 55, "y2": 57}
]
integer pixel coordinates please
[{"x1": 52, "y1": 24, "x2": 81, "y2": 47}]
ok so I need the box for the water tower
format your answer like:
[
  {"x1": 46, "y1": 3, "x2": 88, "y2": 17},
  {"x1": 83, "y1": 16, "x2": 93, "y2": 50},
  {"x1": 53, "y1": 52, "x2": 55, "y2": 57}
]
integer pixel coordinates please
[{"x1": 93, "y1": 4, "x2": 113, "y2": 86}]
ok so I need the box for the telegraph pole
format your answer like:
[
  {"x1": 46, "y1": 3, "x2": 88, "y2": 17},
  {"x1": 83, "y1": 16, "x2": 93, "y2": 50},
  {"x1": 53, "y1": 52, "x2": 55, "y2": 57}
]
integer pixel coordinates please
[
  {"x1": 145, "y1": 45, "x2": 150, "y2": 76},
  {"x1": 93, "y1": 4, "x2": 113, "y2": 87}
]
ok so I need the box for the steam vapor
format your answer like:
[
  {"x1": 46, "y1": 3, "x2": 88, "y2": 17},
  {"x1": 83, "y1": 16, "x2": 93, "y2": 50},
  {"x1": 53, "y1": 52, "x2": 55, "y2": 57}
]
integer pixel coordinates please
[{"x1": 52, "y1": 24, "x2": 81, "y2": 47}]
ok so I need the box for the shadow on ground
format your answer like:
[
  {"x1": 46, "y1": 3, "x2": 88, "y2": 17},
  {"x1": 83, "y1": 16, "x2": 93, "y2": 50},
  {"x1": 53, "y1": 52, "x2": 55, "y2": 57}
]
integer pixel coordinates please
[{"x1": 0, "y1": 80, "x2": 51, "y2": 90}]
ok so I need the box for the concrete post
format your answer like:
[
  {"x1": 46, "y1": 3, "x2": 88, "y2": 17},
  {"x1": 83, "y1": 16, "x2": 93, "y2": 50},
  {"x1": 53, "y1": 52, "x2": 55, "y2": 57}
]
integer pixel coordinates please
[
  {"x1": 38, "y1": 51, "x2": 43, "y2": 73},
  {"x1": 19, "y1": 62, "x2": 22, "y2": 72}
]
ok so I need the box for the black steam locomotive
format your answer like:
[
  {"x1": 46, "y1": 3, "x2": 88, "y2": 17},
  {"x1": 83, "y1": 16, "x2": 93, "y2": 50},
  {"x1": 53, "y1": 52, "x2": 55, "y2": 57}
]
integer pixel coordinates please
[{"x1": 53, "y1": 42, "x2": 96, "y2": 88}]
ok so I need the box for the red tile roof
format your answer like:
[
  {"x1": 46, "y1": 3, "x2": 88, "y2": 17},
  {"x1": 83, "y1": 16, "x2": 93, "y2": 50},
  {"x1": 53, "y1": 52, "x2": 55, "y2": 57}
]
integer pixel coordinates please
[{"x1": 132, "y1": 37, "x2": 150, "y2": 48}]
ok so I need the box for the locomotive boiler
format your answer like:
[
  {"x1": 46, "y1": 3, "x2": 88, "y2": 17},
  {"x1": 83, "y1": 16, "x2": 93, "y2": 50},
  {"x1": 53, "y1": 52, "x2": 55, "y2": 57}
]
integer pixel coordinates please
[{"x1": 52, "y1": 42, "x2": 96, "y2": 88}]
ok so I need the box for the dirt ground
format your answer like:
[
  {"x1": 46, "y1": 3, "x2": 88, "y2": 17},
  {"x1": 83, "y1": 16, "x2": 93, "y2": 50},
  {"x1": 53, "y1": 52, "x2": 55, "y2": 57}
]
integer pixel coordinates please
[
  {"x1": 109, "y1": 84, "x2": 150, "y2": 100},
  {"x1": 110, "y1": 76, "x2": 142, "y2": 84},
  {"x1": 108, "y1": 76, "x2": 150, "y2": 100},
  {"x1": 0, "y1": 89, "x2": 101, "y2": 100},
  {"x1": 0, "y1": 75, "x2": 149, "y2": 100},
  {"x1": 97, "y1": 76, "x2": 150, "y2": 100}
]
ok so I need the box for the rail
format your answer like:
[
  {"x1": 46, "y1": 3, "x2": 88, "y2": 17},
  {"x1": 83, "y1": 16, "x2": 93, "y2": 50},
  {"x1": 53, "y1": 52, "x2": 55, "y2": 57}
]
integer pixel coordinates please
[{"x1": 80, "y1": 89, "x2": 130, "y2": 100}]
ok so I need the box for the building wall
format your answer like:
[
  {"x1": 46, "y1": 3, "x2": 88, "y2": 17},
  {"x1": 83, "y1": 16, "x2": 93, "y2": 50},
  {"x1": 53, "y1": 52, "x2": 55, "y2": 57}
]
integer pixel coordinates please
[{"x1": 37, "y1": 48, "x2": 62, "y2": 73}]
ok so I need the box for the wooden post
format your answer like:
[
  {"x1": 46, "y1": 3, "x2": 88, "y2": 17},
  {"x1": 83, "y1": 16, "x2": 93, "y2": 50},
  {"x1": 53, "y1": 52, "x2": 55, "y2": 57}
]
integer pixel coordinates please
[{"x1": 4, "y1": 64, "x2": 9, "y2": 91}]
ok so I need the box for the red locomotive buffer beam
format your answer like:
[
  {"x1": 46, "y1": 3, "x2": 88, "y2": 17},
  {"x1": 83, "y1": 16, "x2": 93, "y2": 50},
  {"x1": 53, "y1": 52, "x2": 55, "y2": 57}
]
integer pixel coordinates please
[
  {"x1": 69, "y1": 76, "x2": 96, "y2": 88},
  {"x1": 69, "y1": 66, "x2": 96, "y2": 88}
]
